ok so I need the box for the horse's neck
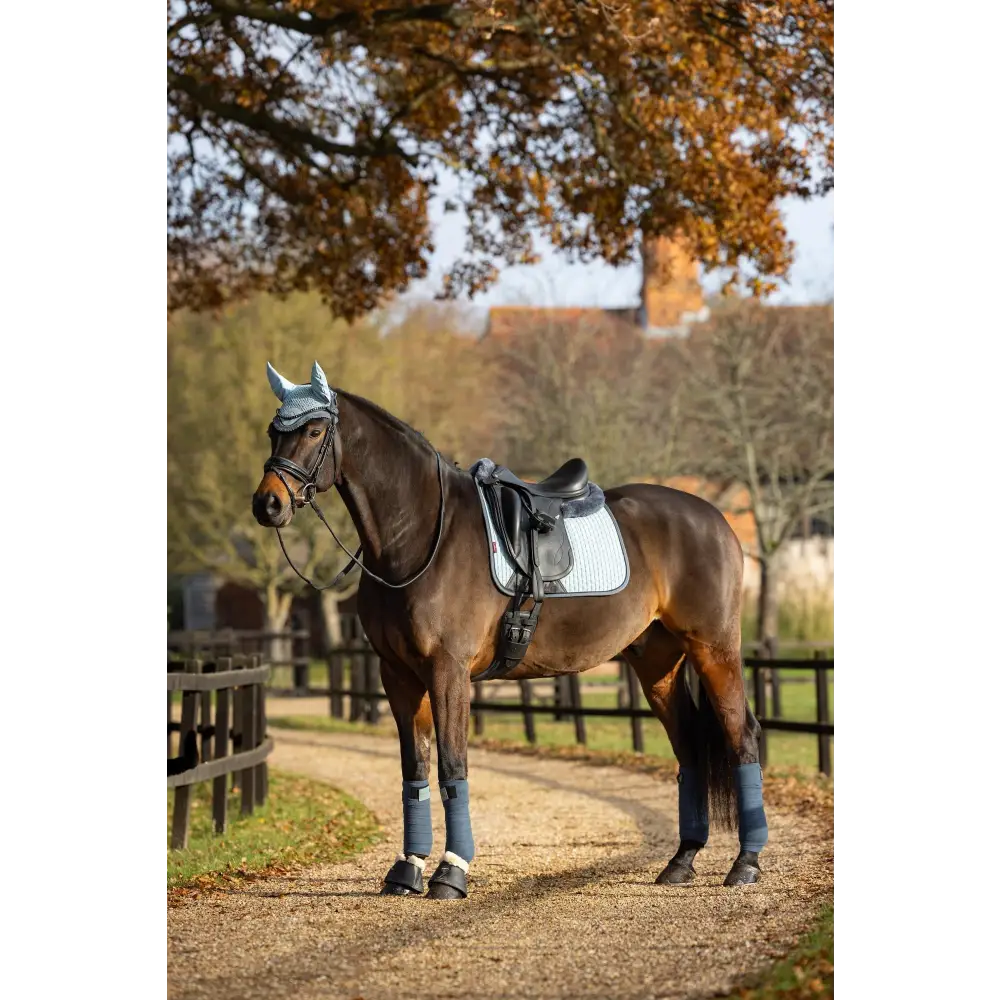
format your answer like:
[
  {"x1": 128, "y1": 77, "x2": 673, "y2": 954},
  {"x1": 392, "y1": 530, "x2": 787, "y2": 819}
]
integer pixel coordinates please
[{"x1": 334, "y1": 393, "x2": 446, "y2": 577}]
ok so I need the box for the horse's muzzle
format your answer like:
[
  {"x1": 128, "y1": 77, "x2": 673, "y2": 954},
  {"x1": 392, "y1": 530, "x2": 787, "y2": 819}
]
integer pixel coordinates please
[{"x1": 252, "y1": 490, "x2": 292, "y2": 527}]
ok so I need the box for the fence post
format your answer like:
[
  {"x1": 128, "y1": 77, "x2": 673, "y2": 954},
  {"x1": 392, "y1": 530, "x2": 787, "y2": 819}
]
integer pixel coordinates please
[
  {"x1": 519, "y1": 680, "x2": 536, "y2": 744},
  {"x1": 170, "y1": 659, "x2": 200, "y2": 850},
  {"x1": 752, "y1": 661, "x2": 768, "y2": 769},
  {"x1": 473, "y1": 682, "x2": 485, "y2": 736},
  {"x1": 198, "y1": 661, "x2": 213, "y2": 765},
  {"x1": 568, "y1": 674, "x2": 587, "y2": 745},
  {"x1": 231, "y1": 657, "x2": 244, "y2": 790},
  {"x1": 553, "y1": 675, "x2": 569, "y2": 722},
  {"x1": 254, "y1": 656, "x2": 268, "y2": 805},
  {"x1": 365, "y1": 652, "x2": 382, "y2": 724},
  {"x1": 764, "y1": 636, "x2": 783, "y2": 719},
  {"x1": 625, "y1": 664, "x2": 645, "y2": 753},
  {"x1": 212, "y1": 656, "x2": 232, "y2": 834},
  {"x1": 349, "y1": 639, "x2": 365, "y2": 722},
  {"x1": 327, "y1": 649, "x2": 344, "y2": 718},
  {"x1": 815, "y1": 651, "x2": 832, "y2": 776},
  {"x1": 293, "y1": 631, "x2": 309, "y2": 694},
  {"x1": 240, "y1": 663, "x2": 258, "y2": 816}
]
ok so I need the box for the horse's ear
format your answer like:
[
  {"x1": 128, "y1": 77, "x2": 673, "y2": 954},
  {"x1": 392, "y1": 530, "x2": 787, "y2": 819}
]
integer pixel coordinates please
[
  {"x1": 267, "y1": 362, "x2": 295, "y2": 401},
  {"x1": 311, "y1": 361, "x2": 331, "y2": 402}
]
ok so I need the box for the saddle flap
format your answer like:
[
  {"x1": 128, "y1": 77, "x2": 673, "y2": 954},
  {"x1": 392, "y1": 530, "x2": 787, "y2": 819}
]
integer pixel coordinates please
[
  {"x1": 488, "y1": 484, "x2": 573, "y2": 585},
  {"x1": 499, "y1": 486, "x2": 524, "y2": 563},
  {"x1": 528, "y1": 497, "x2": 573, "y2": 580}
]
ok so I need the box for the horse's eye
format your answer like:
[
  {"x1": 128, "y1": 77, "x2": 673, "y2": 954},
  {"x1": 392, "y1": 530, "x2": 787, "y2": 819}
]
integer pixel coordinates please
[{"x1": 310, "y1": 429, "x2": 322, "y2": 438}]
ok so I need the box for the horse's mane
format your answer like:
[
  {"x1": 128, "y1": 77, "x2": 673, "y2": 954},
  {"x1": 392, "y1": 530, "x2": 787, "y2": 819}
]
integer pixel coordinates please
[{"x1": 340, "y1": 390, "x2": 462, "y2": 469}]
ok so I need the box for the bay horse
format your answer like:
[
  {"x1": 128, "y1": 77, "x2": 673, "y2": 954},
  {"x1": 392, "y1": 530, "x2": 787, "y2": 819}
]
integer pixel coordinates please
[{"x1": 252, "y1": 362, "x2": 767, "y2": 899}]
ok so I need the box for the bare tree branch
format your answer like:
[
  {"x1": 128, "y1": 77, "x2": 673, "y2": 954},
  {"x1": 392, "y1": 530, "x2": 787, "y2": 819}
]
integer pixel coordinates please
[{"x1": 677, "y1": 300, "x2": 833, "y2": 640}]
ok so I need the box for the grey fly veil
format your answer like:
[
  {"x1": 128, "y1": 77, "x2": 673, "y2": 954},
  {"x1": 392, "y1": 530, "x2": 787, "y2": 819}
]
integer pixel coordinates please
[{"x1": 267, "y1": 360, "x2": 339, "y2": 431}]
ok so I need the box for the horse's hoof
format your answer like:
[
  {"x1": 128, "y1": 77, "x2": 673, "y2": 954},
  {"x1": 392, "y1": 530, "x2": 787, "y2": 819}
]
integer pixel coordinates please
[
  {"x1": 656, "y1": 861, "x2": 696, "y2": 885},
  {"x1": 426, "y1": 860, "x2": 468, "y2": 899},
  {"x1": 723, "y1": 855, "x2": 762, "y2": 887},
  {"x1": 425, "y1": 881, "x2": 466, "y2": 900},
  {"x1": 380, "y1": 882, "x2": 421, "y2": 896},
  {"x1": 381, "y1": 857, "x2": 424, "y2": 895}
]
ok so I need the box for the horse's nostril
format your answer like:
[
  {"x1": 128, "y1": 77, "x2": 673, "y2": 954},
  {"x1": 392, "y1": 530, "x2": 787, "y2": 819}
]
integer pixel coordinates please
[{"x1": 265, "y1": 494, "x2": 282, "y2": 516}]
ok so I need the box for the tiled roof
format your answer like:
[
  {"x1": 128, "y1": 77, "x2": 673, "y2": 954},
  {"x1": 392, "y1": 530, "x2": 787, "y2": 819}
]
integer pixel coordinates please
[{"x1": 485, "y1": 306, "x2": 641, "y2": 340}]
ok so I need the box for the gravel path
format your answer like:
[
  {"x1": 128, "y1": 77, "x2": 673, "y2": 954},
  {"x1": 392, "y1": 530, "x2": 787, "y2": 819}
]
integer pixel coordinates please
[{"x1": 168, "y1": 729, "x2": 832, "y2": 1000}]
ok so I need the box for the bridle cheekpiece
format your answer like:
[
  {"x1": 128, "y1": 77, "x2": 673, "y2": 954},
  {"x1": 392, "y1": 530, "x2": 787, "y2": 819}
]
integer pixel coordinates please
[{"x1": 264, "y1": 392, "x2": 342, "y2": 508}]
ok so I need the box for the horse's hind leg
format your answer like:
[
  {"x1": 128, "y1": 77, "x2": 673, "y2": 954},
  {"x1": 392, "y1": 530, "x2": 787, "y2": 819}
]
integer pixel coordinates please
[
  {"x1": 683, "y1": 639, "x2": 768, "y2": 886},
  {"x1": 380, "y1": 658, "x2": 434, "y2": 896},
  {"x1": 623, "y1": 623, "x2": 710, "y2": 885}
]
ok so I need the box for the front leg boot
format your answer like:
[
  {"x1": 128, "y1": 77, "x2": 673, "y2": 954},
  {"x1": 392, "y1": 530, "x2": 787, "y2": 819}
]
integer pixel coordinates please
[
  {"x1": 381, "y1": 854, "x2": 425, "y2": 896},
  {"x1": 425, "y1": 852, "x2": 469, "y2": 900}
]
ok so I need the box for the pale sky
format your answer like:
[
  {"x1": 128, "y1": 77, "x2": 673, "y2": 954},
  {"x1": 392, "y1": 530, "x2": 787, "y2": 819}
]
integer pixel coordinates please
[{"x1": 404, "y1": 186, "x2": 834, "y2": 311}]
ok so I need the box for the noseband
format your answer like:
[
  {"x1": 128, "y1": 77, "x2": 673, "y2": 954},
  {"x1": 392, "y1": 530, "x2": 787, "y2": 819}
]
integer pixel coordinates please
[{"x1": 263, "y1": 395, "x2": 447, "y2": 592}]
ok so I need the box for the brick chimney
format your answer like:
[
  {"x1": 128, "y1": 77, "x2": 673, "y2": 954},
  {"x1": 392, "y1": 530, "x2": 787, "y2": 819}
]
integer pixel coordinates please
[{"x1": 640, "y1": 236, "x2": 705, "y2": 336}]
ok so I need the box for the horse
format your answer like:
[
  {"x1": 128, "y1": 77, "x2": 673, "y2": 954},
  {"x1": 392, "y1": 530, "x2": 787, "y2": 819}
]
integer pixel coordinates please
[{"x1": 252, "y1": 361, "x2": 768, "y2": 899}]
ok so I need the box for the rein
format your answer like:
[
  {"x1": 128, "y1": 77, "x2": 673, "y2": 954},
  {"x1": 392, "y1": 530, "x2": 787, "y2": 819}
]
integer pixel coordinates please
[{"x1": 264, "y1": 401, "x2": 448, "y2": 592}]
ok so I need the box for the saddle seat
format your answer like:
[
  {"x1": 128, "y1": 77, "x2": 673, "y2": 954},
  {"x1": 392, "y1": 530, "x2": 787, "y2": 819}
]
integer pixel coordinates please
[
  {"x1": 496, "y1": 458, "x2": 590, "y2": 499},
  {"x1": 484, "y1": 458, "x2": 590, "y2": 590}
]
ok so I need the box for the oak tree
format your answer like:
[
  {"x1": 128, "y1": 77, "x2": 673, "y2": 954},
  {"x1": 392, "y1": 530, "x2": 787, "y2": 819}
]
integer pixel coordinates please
[{"x1": 168, "y1": 1, "x2": 833, "y2": 316}]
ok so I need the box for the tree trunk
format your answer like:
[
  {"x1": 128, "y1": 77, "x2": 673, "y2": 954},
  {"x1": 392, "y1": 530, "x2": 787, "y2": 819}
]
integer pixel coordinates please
[
  {"x1": 755, "y1": 555, "x2": 784, "y2": 719},
  {"x1": 263, "y1": 585, "x2": 293, "y2": 665},
  {"x1": 316, "y1": 589, "x2": 345, "y2": 654},
  {"x1": 756, "y1": 556, "x2": 780, "y2": 646}
]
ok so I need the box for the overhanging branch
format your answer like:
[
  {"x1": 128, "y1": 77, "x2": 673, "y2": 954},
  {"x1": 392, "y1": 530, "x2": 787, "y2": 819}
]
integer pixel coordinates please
[
  {"x1": 168, "y1": 69, "x2": 420, "y2": 166},
  {"x1": 197, "y1": 1, "x2": 523, "y2": 38}
]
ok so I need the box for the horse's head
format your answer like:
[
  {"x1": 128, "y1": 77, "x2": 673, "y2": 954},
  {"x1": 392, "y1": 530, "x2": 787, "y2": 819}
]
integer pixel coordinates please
[{"x1": 252, "y1": 361, "x2": 341, "y2": 528}]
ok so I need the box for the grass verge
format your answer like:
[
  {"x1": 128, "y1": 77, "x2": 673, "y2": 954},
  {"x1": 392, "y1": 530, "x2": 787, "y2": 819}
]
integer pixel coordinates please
[
  {"x1": 730, "y1": 905, "x2": 833, "y2": 999},
  {"x1": 269, "y1": 714, "x2": 387, "y2": 737},
  {"x1": 167, "y1": 769, "x2": 381, "y2": 895}
]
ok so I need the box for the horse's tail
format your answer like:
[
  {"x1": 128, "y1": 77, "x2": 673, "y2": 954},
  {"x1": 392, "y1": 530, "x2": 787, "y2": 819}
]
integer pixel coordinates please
[{"x1": 677, "y1": 659, "x2": 739, "y2": 831}]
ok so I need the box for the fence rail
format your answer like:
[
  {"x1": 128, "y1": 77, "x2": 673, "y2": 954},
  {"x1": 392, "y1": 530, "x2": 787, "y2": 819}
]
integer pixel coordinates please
[
  {"x1": 169, "y1": 628, "x2": 313, "y2": 691},
  {"x1": 167, "y1": 654, "x2": 272, "y2": 849},
  {"x1": 317, "y1": 644, "x2": 834, "y2": 776},
  {"x1": 167, "y1": 625, "x2": 832, "y2": 775}
]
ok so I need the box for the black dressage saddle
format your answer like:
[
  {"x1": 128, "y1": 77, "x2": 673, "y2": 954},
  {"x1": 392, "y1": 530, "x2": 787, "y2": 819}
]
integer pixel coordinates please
[
  {"x1": 477, "y1": 459, "x2": 590, "y2": 681},
  {"x1": 483, "y1": 458, "x2": 589, "y2": 594}
]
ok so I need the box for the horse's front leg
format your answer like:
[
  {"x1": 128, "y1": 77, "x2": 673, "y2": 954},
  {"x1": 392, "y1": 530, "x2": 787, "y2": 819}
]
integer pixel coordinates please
[
  {"x1": 380, "y1": 659, "x2": 434, "y2": 896},
  {"x1": 425, "y1": 660, "x2": 474, "y2": 900}
]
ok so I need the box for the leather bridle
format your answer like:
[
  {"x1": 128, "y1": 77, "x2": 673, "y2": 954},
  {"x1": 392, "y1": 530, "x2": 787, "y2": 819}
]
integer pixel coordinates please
[
  {"x1": 263, "y1": 395, "x2": 448, "y2": 592},
  {"x1": 264, "y1": 397, "x2": 343, "y2": 510}
]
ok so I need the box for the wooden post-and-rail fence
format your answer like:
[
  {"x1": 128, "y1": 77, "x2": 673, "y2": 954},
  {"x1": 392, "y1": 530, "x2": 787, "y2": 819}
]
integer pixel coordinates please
[
  {"x1": 168, "y1": 629, "x2": 311, "y2": 693},
  {"x1": 167, "y1": 654, "x2": 273, "y2": 850},
  {"x1": 321, "y1": 645, "x2": 834, "y2": 776},
  {"x1": 166, "y1": 627, "x2": 833, "y2": 776}
]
